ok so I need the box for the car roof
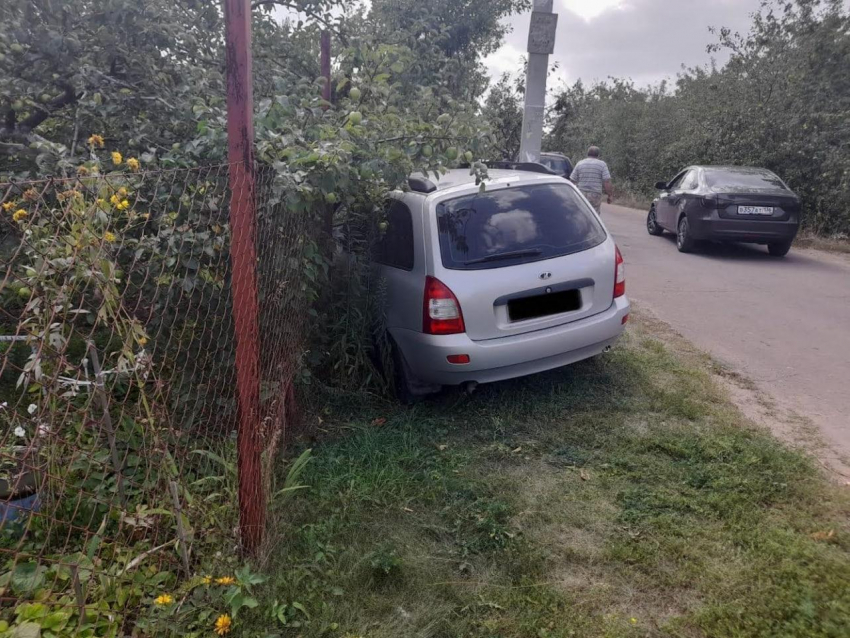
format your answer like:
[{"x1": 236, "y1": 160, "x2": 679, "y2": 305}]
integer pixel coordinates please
[
  {"x1": 692, "y1": 165, "x2": 776, "y2": 174},
  {"x1": 405, "y1": 168, "x2": 565, "y2": 199},
  {"x1": 540, "y1": 152, "x2": 569, "y2": 158}
]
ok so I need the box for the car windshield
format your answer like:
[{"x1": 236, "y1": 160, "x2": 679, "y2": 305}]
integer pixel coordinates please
[
  {"x1": 436, "y1": 183, "x2": 606, "y2": 270},
  {"x1": 704, "y1": 168, "x2": 787, "y2": 190}
]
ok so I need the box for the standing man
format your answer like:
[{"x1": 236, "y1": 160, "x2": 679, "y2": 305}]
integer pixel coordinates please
[{"x1": 570, "y1": 146, "x2": 613, "y2": 213}]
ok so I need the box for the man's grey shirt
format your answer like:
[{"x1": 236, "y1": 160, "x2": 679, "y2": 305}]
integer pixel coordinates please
[{"x1": 570, "y1": 158, "x2": 611, "y2": 194}]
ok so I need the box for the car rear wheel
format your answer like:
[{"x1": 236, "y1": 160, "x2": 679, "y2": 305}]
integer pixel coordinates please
[
  {"x1": 676, "y1": 216, "x2": 696, "y2": 253},
  {"x1": 647, "y1": 206, "x2": 664, "y2": 236},
  {"x1": 767, "y1": 240, "x2": 793, "y2": 257}
]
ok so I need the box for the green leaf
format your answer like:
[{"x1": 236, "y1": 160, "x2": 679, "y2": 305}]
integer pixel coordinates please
[
  {"x1": 10, "y1": 564, "x2": 46, "y2": 596},
  {"x1": 291, "y1": 602, "x2": 309, "y2": 618},
  {"x1": 11, "y1": 622, "x2": 40, "y2": 638}
]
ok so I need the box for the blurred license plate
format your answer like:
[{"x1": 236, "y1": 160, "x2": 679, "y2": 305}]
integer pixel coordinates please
[{"x1": 738, "y1": 205, "x2": 774, "y2": 216}]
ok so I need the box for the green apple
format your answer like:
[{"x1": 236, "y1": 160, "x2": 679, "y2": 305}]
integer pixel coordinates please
[
  {"x1": 422, "y1": 144, "x2": 433, "y2": 157},
  {"x1": 464, "y1": 151, "x2": 474, "y2": 162},
  {"x1": 18, "y1": 286, "x2": 31, "y2": 298},
  {"x1": 349, "y1": 87, "x2": 361, "y2": 101},
  {"x1": 348, "y1": 111, "x2": 363, "y2": 125},
  {"x1": 446, "y1": 147, "x2": 458, "y2": 160},
  {"x1": 378, "y1": 221, "x2": 388, "y2": 231}
]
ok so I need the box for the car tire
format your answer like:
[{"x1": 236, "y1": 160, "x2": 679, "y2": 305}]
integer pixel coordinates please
[
  {"x1": 676, "y1": 216, "x2": 696, "y2": 253},
  {"x1": 767, "y1": 241, "x2": 792, "y2": 257},
  {"x1": 647, "y1": 206, "x2": 664, "y2": 236}
]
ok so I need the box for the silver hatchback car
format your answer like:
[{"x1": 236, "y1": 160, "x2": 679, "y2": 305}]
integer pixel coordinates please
[{"x1": 374, "y1": 167, "x2": 630, "y2": 400}]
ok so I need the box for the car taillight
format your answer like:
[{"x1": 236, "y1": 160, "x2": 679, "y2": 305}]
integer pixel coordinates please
[
  {"x1": 423, "y1": 276, "x2": 465, "y2": 335},
  {"x1": 700, "y1": 195, "x2": 720, "y2": 209},
  {"x1": 614, "y1": 246, "x2": 625, "y2": 298}
]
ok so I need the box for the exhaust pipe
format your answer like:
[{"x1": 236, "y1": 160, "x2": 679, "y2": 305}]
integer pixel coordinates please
[{"x1": 462, "y1": 381, "x2": 478, "y2": 395}]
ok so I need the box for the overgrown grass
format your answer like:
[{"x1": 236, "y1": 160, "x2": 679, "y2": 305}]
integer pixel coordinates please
[
  {"x1": 794, "y1": 231, "x2": 850, "y2": 255},
  {"x1": 251, "y1": 314, "x2": 850, "y2": 638}
]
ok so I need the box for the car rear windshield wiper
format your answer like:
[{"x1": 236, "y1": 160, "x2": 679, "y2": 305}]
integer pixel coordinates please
[{"x1": 463, "y1": 248, "x2": 543, "y2": 265}]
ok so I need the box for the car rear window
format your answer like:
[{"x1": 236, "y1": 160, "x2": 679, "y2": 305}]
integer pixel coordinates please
[
  {"x1": 436, "y1": 183, "x2": 606, "y2": 270},
  {"x1": 704, "y1": 169, "x2": 787, "y2": 190}
]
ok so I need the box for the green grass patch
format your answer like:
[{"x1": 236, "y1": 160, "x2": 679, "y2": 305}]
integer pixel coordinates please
[{"x1": 250, "y1": 315, "x2": 850, "y2": 638}]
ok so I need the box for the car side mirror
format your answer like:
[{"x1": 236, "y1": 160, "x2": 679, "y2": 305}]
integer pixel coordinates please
[{"x1": 654, "y1": 181, "x2": 668, "y2": 190}]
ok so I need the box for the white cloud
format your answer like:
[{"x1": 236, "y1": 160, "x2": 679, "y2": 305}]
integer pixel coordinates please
[
  {"x1": 483, "y1": 43, "x2": 525, "y2": 82},
  {"x1": 493, "y1": 0, "x2": 763, "y2": 88},
  {"x1": 561, "y1": 0, "x2": 623, "y2": 21}
]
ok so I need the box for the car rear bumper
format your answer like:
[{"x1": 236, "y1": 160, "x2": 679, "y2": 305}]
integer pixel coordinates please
[
  {"x1": 688, "y1": 214, "x2": 799, "y2": 243},
  {"x1": 392, "y1": 296, "x2": 630, "y2": 386}
]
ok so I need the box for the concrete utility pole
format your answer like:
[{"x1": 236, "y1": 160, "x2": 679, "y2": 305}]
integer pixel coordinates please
[{"x1": 518, "y1": 0, "x2": 558, "y2": 163}]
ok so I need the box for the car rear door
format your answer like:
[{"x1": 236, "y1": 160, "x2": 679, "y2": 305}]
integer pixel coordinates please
[
  {"x1": 429, "y1": 180, "x2": 617, "y2": 342},
  {"x1": 375, "y1": 198, "x2": 425, "y2": 332}
]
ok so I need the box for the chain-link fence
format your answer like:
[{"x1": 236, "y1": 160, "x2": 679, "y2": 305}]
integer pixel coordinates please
[{"x1": 0, "y1": 163, "x2": 312, "y2": 633}]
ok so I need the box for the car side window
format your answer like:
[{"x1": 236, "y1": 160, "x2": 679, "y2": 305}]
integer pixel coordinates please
[
  {"x1": 680, "y1": 169, "x2": 699, "y2": 190},
  {"x1": 667, "y1": 171, "x2": 687, "y2": 189},
  {"x1": 375, "y1": 200, "x2": 414, "y2": 270}
]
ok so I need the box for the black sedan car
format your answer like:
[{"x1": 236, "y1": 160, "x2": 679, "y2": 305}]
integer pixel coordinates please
[{"x1": 646, "y1": 166, "x2": 801, "y2": 256}]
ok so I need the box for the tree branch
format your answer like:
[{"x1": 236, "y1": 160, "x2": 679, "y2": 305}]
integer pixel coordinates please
[
  {"x1": 251, "y1": 0, "x2": 349, "y2": 46},
  {"x1": 0, "y1": 84, "x2": 79, "y2": 140}
]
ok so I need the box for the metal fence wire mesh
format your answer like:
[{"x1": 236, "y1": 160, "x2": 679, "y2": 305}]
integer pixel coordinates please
[{"x1": 0, "y1": 163, "x2": 311, "y2": 633}]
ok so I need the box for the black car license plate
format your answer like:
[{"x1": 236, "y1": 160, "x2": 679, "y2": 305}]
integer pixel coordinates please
[{"x1": 508, "y1": 289, "x2": 581, "y2": 322}]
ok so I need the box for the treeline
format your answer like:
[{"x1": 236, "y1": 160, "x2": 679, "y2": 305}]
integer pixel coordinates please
[{"x1": 545, "y1": 0, "x2": 850, "y2": 235}]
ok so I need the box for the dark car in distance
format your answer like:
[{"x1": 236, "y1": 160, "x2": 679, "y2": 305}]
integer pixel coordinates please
[
  {"x1": 647, "y1": 166, "x2": 801, "y2": 256},
  {"x1": 538, "y1": 152, "x2": 573, "y2": 179}
]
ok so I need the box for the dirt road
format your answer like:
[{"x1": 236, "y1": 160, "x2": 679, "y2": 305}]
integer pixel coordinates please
[{"x1": 604, "y1": 202, "x2": 850, "y2": 476}]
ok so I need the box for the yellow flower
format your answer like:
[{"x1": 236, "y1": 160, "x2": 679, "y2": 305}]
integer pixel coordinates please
[
  {"x1": 117, "y1": 187, "x2": 128, "y2": 198},
  {"x1": 103, "y1": 231, "x2": 117, "y2": 243},
  {"x1": 214, "y1": 614, "x2": 232, "y2": 635},
  {"x1": 110, "y1": 194, "x2": 120, "y2": 206},
  {"x1": 215, "y1": 576, "x2": 236, "y2": 586},
  {"x1": 57, "y1": 189, "x2": 81, "y2": 202},
  {"x1": 117, "y1": 199, "x2": 130, "y2": 211},
  {"x1": 96, "y1": 198, "x2": 107, "y2": 208},
  {"x1": 77, "y1": 165, "x2": 90, "y2": 176},
  {"x1": 201, "y1": 575, "x2": 212, "y2": 585},
  {"x1": 138, "y1": 336, "x2": 148, "y2": 346},
  {"x1": 13, "y1": 209, "x2": 28, "y2": 222},
  {"x1": 111, "y1": 151, "x2": 123, "y2": 166},
  {"x1": 2, "y1": 201, "x2": 15, "y2": 211},
  {"x1": 88, "y1": 134, "x2": 105, "y2": 148},
  {"x1": 127, "y1": 157, "x2": 140, "y2": 171},
  {"x1": 154, "y1": 594, "x2": 174, "y2": 606},
  {"x1": 630, "y1": 617, "x2": 637, "y2": 625}
]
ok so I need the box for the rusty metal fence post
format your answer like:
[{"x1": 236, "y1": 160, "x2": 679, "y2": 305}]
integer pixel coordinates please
[{"x1": 223, "y1": 0, "x2": 264, "y2": 554}]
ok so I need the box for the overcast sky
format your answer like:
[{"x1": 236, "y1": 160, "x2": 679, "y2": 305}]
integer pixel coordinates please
[{"x1": 485, "y1": 0, "x2": 765, "y2": 89}]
